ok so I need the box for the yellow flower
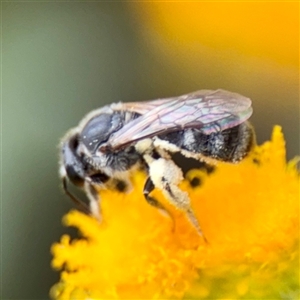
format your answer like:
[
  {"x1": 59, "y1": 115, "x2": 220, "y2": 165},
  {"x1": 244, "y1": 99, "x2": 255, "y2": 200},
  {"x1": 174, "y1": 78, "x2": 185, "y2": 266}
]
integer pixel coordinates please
[{"x1": 51, "y1": 126, "x2": 299, "y2": 299}]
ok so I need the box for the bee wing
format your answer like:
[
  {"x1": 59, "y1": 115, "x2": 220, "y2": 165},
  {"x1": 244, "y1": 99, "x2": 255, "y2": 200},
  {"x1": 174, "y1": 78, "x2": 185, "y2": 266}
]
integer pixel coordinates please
[{"x1": 107, "y1": 89, "x2": 253, "y2": 150}]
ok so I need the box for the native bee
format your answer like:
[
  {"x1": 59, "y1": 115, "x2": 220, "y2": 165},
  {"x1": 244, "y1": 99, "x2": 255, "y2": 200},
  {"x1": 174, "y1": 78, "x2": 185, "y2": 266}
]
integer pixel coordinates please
[{"x1": 59, "y1": 89, "x2": 254, "y2": 238}]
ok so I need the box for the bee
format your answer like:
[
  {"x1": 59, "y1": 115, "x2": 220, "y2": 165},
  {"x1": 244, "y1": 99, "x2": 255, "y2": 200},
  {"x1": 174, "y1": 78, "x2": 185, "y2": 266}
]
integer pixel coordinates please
[{"x1": 59, "y1": 89, "x2": 254, "y2": 238}]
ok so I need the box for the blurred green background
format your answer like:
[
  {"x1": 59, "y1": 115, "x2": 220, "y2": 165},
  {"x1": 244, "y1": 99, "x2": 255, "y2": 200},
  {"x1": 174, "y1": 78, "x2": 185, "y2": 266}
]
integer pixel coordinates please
[{"x1": 2, "y1": 2, "x2": 299, "y2": 299}]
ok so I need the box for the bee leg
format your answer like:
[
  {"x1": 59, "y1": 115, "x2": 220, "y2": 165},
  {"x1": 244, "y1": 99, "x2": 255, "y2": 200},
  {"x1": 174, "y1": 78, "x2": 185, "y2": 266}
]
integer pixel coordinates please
[
  {"x1": 62, "y1": 177, "x2": 90, "y2": 214},
  {"x1": 163, "y1": 179, "x2": 207, "y2": 241},
  {"x1": 147, "y1": 156, "x2": 206, "y2": 239},
  {"x1": 143, "y1": 177, "x2": 164, "y2": 209},
  {"x1": 85, "y1": 183, "x2": 102, "y2": 222},
  {"x1": 143, "y1": 177, "x2": 175, "y2": 230}
]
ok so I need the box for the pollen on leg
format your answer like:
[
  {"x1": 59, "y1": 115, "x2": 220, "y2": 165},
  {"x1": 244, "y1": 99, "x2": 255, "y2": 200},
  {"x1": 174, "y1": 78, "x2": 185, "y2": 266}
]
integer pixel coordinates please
[{"x1": 149, "y1": 158, "x2": 183, "y2": 189}]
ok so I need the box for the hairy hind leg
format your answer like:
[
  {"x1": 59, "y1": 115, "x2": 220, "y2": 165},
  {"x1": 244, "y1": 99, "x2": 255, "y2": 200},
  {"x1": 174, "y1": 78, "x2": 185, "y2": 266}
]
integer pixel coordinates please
[{"x1": 144, "y1": 154, "x2": 206, "y2": 240}]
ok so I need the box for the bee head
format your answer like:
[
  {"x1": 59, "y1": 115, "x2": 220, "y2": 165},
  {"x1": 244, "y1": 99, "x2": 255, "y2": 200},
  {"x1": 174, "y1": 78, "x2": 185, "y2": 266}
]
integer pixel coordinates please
[
  {"x1": 60, "y1": 130, "x2": 111, "y2": 188},
  {"x1": 60, "y1": 132, "x2": 86, "y2": 187}
]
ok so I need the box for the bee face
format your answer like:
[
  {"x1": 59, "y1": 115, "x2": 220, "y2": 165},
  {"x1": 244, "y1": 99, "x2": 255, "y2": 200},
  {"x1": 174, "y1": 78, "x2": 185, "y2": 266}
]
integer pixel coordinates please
[
  {"x1": 59, "y1": 89, "x2": 255, "y2": 239},
  {"x1": 61, "y1": 133, "x2": 85, "y2": 187}
]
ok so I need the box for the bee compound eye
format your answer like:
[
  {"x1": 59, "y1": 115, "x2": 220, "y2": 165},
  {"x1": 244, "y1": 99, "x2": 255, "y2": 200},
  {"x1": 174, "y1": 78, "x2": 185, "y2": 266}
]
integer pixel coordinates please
[
  {"x1": 65, "y1": 165, "x2": 85, "y2": 187},
  {"x1": 89, "y1": 173, "x2": 110, "y2": 184},
  {"x1": 81, "y1": 113, "x2": 120, "y2": 153}
]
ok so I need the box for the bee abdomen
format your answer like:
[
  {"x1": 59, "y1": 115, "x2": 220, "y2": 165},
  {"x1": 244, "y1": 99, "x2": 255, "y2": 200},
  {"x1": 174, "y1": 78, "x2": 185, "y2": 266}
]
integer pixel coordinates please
[
  {"x1": 190, "y1": 123, "x2": 254, "y2": 162},
  {"x1": 160, "y1": 122, "x2": 254, "y2": 163}
]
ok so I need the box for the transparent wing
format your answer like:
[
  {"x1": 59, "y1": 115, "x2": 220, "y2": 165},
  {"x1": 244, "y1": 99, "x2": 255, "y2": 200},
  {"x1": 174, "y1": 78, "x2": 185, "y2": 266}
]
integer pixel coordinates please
[{"x1": 106, "y1": 89, "x2": 253, "y2": 150}]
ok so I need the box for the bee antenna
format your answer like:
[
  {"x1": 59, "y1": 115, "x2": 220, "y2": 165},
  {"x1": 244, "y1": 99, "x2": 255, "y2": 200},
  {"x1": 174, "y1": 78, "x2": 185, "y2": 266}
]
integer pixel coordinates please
[{"x1": 62, "y1": 177, "x2": 90, "y2": 215}]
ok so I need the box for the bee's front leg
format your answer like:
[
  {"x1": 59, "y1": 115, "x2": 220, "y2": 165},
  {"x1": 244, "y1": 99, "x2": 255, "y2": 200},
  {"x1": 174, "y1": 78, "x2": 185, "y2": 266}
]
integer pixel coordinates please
[
  {"x1": 143, "y1": 154, "x2": 205, "y2": 238},
  {"x1": 85, "y1": 183, "x2": 102, "y2": 221}
]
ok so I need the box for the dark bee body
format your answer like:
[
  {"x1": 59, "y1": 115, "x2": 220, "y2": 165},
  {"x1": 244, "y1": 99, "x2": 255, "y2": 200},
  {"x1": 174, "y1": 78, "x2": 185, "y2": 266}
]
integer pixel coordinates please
[
  {"x1": 60, "y1": 89, "x2": 255, "y2": 239},
  {"x1": 158, "y1": 122, "x2": 254, "y2": 163}
]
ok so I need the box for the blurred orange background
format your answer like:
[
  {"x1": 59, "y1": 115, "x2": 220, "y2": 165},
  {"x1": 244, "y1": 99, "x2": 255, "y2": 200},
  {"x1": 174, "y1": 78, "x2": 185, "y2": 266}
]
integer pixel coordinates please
[
  {"x1": 130, "y1": 2, "x2": 298, "y2": 66},
  {"x1": 128, "y1": 2, "x2": 299, "y2": 158}
]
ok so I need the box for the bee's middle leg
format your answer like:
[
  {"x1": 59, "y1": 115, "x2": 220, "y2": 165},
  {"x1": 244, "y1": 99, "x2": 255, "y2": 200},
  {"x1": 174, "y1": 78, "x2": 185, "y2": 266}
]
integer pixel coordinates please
[{"x1": 143, "y1": 177, "x2": 166, "y2": 210}]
